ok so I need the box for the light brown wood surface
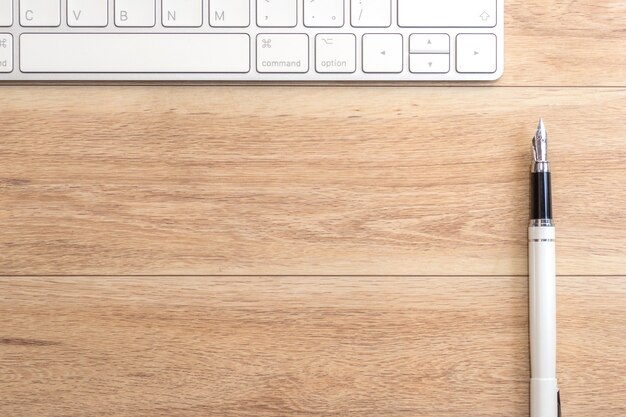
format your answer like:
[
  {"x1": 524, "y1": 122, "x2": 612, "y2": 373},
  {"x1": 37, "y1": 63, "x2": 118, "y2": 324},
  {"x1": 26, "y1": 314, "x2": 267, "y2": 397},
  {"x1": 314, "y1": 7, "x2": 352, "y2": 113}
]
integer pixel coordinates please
[
  {"x1": 1, "y1": 87, "x2": 625, "y2": 275},
  {"x1": 1, "y1": 0, "x2": 626, "y2": 416},
  {"x1": 503, "y1": 0, "x2": 626, "y2": 86},
  {"x1": 1, "y1": 276, "x2": 625, "y2": 417}
]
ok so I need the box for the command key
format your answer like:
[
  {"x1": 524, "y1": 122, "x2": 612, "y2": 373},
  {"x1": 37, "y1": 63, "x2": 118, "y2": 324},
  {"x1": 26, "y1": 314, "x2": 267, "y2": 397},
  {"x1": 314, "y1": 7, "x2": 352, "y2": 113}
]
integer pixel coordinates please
[{"x1": 0, "y1": 34, "x2": 12, "y2": 72}]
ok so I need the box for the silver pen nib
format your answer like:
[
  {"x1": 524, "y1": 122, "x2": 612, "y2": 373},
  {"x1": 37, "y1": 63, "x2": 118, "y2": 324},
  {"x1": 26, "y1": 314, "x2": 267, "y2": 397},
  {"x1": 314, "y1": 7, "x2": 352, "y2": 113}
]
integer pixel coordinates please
[{"x1": 532, "y1": 117, "x2": 548, "y2": 163}]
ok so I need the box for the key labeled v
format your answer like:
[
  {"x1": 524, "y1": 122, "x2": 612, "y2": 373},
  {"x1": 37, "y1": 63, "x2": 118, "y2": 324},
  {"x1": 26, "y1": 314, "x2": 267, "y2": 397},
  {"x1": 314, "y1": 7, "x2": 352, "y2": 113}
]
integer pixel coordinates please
[{"x1": 72, "y1": 10, "x2": 82, "y2": 20}]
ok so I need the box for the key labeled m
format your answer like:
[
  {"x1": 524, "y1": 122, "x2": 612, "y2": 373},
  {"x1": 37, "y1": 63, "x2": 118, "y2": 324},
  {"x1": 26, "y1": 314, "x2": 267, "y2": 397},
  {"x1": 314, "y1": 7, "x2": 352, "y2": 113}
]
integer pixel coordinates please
[{"x1": 214, "y1": 10, "x2": 225, "y2": 21}]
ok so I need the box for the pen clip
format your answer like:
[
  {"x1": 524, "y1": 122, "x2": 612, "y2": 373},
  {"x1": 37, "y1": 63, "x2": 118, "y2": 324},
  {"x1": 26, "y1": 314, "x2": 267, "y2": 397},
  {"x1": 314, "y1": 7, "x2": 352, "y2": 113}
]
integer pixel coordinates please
[{"x1": 558, "y1": 390, "x2": 562, "y2": 417}]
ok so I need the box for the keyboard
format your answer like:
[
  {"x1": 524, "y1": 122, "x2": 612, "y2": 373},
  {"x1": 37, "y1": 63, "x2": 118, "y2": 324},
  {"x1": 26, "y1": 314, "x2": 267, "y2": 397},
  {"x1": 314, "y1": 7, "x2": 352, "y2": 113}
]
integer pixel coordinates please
[{"x1": 0, "y1": 0, "x2": 504, "y2": 82}]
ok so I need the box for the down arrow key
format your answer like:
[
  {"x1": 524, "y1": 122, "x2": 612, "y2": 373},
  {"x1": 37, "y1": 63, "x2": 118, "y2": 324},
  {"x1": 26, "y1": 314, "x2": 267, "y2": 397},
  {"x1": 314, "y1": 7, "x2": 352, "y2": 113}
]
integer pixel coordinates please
[{"x1": 409, "y1": 53, "x2": 449, "y2": 74}]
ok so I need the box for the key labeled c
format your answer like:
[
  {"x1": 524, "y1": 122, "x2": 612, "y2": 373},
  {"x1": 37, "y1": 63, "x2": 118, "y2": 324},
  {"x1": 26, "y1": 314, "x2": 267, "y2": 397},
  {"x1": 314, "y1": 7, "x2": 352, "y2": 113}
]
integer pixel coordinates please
[{"x1": 25, "y1": 10, "x2": 34, "y2": 21}]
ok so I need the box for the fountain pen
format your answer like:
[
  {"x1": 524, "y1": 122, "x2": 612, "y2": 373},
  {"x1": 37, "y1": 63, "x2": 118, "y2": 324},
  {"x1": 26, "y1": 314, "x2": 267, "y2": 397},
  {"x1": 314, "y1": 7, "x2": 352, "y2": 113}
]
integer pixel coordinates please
[{"x1": 529, "y1": 118, "x2": 561, "y2": 417}]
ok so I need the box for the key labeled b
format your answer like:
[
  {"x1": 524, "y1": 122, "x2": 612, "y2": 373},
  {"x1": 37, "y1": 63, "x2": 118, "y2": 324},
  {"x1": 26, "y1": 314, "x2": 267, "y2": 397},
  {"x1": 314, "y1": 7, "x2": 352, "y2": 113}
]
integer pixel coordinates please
[{"x1": 115, "y1": 0, "x2": 155, "y2": 27}]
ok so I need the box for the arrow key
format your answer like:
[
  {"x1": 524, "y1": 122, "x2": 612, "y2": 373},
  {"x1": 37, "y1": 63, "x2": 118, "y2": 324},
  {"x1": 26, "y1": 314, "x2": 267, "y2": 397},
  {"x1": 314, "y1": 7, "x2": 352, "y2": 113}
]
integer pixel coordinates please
[
  {"x1": 409, "y1": 34, "x2": 449, "y2": 54},
  {"x1": 409, "y1": 53, "x2": 449, "y2": 74},
  {"x1": 362, "y1": 34, "x2": 403, "y2": 73},
  {"x1": 456, "y1": 33, "x2": 497, "y2": 73}
]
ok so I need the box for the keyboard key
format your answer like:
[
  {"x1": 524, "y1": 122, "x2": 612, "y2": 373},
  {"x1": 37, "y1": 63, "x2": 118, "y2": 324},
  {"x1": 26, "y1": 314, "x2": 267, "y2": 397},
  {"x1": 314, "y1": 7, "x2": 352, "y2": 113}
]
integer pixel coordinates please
[
  {"x1": 398, "y1": 0, "x2": 496, "y2": 28},
  {"x1": 0, "y1": 0, "x2": 12, "y2": 26},
  {"x1": 257, "y1": 0, "x2": 297, "y2": 28},
  {"x1": 20, "y1": 0, "x2": 61, "y2": 27},
  {"x1": 410, "y1": 54, "x2": 449, "y2": 73},
  {"x1": 0, "y1": 33, "x2": 12, "y2": 72},
  {"x1": 115, "y1": 0, "x2": 155, "y2": 27},
  {"x1": 362, "y1": 34, "x2": 402, "y2": 73},
  {"x1": 456, "y1": 33, "x2": 497, "y2": 73},
  {"x1": 315, "y1": 34, "x2": 355, "y2": 73},
  {"x1": 209, "y1": 0, "x2": 249, "y2": 27},
  {"x1": 20, "y1": 34, "x2": 251, "y2": 72},
  {"x1": 67, "y1": 0, "x2": 108, "y2": 27},
  {"x1": 305, "y1": 0, "x2": 344, "y2": 28},
  {"x1": 162, "y1": 0, "x2": 202, "y2": 27},
  {"x1": 409, "y1": 34, "x2": 450, "y2": 54},
  {"x1": 351, "y1": 0, "x2": 391, "y2": 28},
  {"x1": 257, "y1": 34, "x2": 308, "y2": 73}
]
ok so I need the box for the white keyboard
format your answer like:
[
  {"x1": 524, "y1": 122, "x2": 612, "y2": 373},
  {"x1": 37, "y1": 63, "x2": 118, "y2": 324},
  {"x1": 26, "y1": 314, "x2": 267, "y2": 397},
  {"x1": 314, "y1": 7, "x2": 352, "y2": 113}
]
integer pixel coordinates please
[{"x1": 0, "y1": 0, "x2": 504, "y2": 81}]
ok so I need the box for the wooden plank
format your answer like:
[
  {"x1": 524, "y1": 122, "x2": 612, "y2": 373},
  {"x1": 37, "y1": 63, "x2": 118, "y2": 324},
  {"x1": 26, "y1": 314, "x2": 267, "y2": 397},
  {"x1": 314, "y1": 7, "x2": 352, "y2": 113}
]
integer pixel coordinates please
[
  {"x1": 1, "y1": 276, "x2": 624, "y2": 417},
  {"x1": 504, "y1": 0, "x2": 626, "y2": 86},
  {"x1": 1, "y1": 87, "x2": 625, "y2": 275}
]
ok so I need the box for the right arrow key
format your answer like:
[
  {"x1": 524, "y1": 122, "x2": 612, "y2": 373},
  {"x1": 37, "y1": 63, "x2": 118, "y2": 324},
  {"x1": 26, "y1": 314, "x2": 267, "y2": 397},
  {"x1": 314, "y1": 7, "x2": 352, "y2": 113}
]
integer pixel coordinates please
[{"x1": 456, "y1": 33, "x2": 497, "y2": 73}]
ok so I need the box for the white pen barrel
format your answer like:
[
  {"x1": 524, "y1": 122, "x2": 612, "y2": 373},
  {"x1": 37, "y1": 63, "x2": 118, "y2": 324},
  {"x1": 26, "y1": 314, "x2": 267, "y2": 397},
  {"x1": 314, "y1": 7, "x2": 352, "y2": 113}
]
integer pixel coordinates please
[{"x1": 528, "y1": 226, "x2": 558, "y2": 417}]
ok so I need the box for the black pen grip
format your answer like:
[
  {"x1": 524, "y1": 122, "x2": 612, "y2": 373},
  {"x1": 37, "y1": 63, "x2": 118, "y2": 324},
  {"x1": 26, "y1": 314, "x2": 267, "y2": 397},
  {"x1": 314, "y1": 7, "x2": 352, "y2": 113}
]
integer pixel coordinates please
[{"x1": 531, "y1": 171, "x2": 552, "y2": 220}]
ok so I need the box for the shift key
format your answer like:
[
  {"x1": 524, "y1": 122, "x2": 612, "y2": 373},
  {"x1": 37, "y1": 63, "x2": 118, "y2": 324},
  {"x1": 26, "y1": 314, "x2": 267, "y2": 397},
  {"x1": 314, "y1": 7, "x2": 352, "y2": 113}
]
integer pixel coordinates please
[{"x1": 398, "y1": 0, "x2": 496, "y2": 27}]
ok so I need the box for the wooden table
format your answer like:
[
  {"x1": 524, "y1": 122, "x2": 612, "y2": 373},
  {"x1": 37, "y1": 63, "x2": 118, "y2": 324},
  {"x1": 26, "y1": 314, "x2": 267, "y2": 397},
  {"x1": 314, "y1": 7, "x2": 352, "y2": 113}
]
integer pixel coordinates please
[{"x1": 1, "y1": 1, "x2": 625, "y2": 416}]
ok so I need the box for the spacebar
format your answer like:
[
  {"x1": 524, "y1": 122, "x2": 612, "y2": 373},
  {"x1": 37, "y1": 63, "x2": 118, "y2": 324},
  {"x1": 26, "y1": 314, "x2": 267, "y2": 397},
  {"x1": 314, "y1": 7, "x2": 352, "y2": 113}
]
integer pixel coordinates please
[{"x1": 20, "y1": 34, "x2": 251, "y2": 73}]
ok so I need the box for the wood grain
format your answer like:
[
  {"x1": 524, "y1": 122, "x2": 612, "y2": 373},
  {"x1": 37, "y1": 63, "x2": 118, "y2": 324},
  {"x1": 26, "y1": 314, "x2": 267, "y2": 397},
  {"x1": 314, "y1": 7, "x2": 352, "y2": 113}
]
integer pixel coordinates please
[
  {"x1": 0, "y1": 1, "x2": 625, "y2": 414},
  {"x1": 1, "y1": 87, "x2": 625, "y2": 275},
  {"x1": 1, "y1": 276, "x2": 624, "y2": 417},
  {"x1": 503, "y1": 0, "x2": 626, "y2": 86}
]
